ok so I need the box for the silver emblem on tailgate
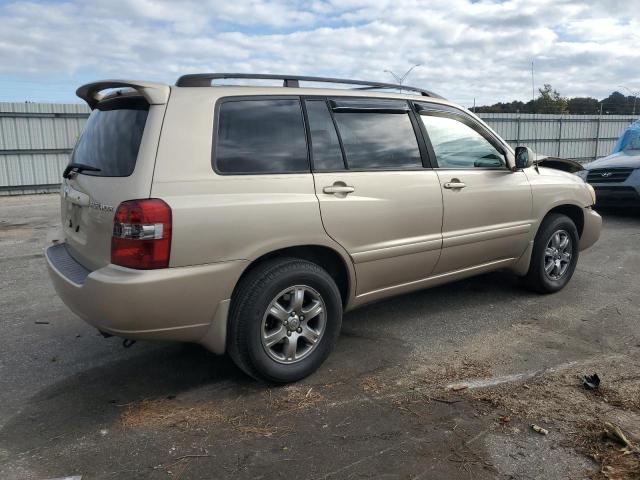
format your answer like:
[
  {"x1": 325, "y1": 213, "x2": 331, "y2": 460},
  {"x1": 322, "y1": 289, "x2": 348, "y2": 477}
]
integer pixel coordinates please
[{"x1": 89, "y1": 200, "x2": 114, "y2": 212}]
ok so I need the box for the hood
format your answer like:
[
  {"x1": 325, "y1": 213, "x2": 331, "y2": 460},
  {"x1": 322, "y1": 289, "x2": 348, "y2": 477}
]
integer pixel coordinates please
[
  {"x1": 536, "y1": 165, "x2": 586, "y2": 184},
  {"x1": 536, "y1": 156, "x2": 584, "y2": 173},
  {"x1": 585, "y1": 150, "x2": 640, "y2": 170}
]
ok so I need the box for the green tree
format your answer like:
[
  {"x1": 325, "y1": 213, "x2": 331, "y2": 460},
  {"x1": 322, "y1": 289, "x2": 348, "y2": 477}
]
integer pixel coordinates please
[
  {"x1": 567, "y1": 97, "x2": 599, "y2": 114},
  {"x1": 474, "y1": 89, "x2": 637, "y2": 115},
  {"x1": 534, "y1": 84, "x2": 568, "y2": 114},
  {"x1": 599, "y1": 91, "x2": 635, "y2": 114}
]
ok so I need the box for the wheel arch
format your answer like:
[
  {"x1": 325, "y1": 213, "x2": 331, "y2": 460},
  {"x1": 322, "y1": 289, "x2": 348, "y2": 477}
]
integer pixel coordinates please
[
  {"x1": 199, "y1": 244, "x2": 354, "y2": 356},
  {"x1": 512, "y1": 202, "x2": 585, "y2": 277},
  {"x1": 233, "y1": 244, "x2": 355, "y2": 309},
  {"x1": 542, "y1": 203, "x2": 584, "y2": 237}
]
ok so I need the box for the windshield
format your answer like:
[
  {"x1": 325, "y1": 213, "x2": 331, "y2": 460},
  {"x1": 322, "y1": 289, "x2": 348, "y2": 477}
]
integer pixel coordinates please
[{"x1": 70, "y1": 96, "x2": 148, "y2": 177}]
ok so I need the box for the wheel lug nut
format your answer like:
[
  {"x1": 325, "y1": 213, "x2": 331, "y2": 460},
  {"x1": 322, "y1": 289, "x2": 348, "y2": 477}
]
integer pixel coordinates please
[
  {"x1": 287, "y1": 331, "x2": 292, "y2": 336},
  {"x1": 297, "y1": 327, "x2": 302, "y2": 333}
]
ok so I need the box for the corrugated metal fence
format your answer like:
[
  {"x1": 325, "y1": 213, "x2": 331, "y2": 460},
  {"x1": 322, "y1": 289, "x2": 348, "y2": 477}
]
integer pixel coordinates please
[
  {"x1": 0, "y1": 102, "x2": 89, "y2": 195},
  {"x1": 0, "y1": 102, "x2": 637, "y2": 195},
  {"x1": 480, "y1": 113, "x2": 636, "y2": 163}
]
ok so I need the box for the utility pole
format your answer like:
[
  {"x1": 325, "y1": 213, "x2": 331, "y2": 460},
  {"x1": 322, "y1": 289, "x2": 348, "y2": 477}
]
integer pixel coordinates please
[
  {"x1": 384, "y1": 64, "x2": 421, "y2": 92},
  {"x1": 595, "y1": 103, "x2": 603, "y2": 160},
  {"x1": 531, "y1": 61, "x2": 535, "y2": 107},
  {"x1": 531, "y1": 60, "x2": 536, "y2": 150}
]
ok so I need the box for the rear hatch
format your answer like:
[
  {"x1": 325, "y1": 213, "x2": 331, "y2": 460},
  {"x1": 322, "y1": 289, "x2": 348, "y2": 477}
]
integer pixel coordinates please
[{"x1": 62, "y1": 81, "x2": 169, "y2": 271}]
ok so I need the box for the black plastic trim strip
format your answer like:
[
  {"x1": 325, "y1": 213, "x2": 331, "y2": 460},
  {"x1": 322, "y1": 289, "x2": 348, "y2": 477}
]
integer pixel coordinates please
[{"x1": 176, "y1": 72, "x2": 444, "y2": 99}]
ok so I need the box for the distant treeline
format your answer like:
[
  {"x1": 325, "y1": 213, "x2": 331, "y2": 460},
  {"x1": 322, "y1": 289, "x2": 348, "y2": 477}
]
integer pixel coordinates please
[{"x1": 475, "y1": 84, "x2": 639, "y2": 115}]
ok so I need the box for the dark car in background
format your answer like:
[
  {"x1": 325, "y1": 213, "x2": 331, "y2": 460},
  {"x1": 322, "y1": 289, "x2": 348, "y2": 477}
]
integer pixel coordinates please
[{"x1": 576, "y1": 121, "x2": 640, "y2": 207}]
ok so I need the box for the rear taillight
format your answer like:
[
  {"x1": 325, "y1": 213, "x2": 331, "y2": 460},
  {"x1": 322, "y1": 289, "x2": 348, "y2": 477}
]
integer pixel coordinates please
[{"x1": 111, "y1": 199, "x2": 172, "y2": 269}]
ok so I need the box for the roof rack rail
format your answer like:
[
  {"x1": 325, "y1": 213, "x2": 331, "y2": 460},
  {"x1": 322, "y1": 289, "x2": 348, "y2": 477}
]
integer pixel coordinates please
[{"x1": 175, "y1": 73, "x2": 444, "y2": 99}]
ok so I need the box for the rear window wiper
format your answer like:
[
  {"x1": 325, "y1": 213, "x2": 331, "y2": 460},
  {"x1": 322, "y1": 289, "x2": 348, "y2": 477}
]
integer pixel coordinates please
[{"x1": 63, "y1": 162, "x2": 101, "y2": 179}]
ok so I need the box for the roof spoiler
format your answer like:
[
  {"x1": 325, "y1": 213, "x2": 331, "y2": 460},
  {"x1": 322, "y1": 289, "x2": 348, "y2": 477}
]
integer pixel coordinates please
[{"x1": 76, "y1": 80, "x2": 170, "y2": 109}]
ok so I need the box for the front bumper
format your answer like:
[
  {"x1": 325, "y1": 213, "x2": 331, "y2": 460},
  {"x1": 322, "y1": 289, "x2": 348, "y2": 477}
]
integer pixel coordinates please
[
  {"x1": 579, "y1": 207, "x2": 602, "y2": 251},
  {"x1": 587, "y1": 167, "x2": 640, "y2": 207},
  {"x1": 592, "y1": 185, "x2": 640, "y2": 207},
  {"x1": 45, "y1": 243, "x2": 247, "y2": 353}
]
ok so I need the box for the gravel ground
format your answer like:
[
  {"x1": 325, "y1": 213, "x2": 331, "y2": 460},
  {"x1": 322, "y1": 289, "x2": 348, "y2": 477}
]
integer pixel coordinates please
[{"x1": 0, "y1": 194, "x2": 639, "y2": 480}]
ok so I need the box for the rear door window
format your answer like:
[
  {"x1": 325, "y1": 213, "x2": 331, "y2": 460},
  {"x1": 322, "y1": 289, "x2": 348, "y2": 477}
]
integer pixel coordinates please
[
  {"x1": 70, "y1": 96, "x2": 148, "y2": 177},
  {"x1": 304, "y1": 100, "x2": 345, "y2": 171},
  {"x1": 215, "y1": 98, "x2": 309, "y2": 174},
  {"x1": 330, "y1": 99, "x2": 422, "y2": 170}
]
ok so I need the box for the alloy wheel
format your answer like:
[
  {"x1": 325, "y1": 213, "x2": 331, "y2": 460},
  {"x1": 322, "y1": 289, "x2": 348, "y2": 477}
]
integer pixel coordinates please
[
  {"x1": 544, "y1": 229, "x2": 573, "y2": 281},
  {"x1": 261, "y1": 285, "x2": 327, "y2": 364}
]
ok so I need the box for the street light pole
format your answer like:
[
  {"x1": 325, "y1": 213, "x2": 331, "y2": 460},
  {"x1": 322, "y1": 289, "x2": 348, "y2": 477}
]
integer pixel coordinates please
[{"x1": 384, "y1": 64, "x2": 421, "y2": 92}]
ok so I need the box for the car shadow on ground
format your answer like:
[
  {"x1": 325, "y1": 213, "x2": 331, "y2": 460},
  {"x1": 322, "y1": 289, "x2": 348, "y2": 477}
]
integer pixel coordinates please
[
  {"x1": 0, "y1": 344, "x2": 250, "y2": 451},
  {"x1": 342, "y1": 269, "x2": 527, "y2": 330}
]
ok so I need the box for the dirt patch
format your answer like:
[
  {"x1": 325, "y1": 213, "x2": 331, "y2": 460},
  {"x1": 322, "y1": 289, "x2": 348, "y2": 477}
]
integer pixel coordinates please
[
  {"x1": 120, "y1": 396, "x2": 293, "y2": 438},
  {"x1": 418, "y1": 358, "x2": 493, "y2": 389},
  {"x1": 361, "y1": 375, "x2": 387, "y2": 394},
  {"x1": 578, "y1": 420, "x2": 640, "y2": 479},
  {"x1": 120, "y1": 398, "x2": 225, "y2": 429},
  {"x1": 360, "y1": 358, "x2": 492, "y2": 396},
  {"x1": 266, "y1": 385, "x2": 325, "y2": 411},
  {"x1": 467, "y1": 356, "x2": 640, "y2": 479},
  {"x1": 396, "y1": 358, "x2": 492, "y2": 400},
  {"x1": 119, "y1": 385, "x2": 327, "y2": 439}
]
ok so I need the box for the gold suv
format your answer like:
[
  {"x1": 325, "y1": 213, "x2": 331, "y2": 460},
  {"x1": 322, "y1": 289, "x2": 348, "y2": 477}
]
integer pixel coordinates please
[{"x1": 46, "y1": 74, "x2": 602, "y2": 383}]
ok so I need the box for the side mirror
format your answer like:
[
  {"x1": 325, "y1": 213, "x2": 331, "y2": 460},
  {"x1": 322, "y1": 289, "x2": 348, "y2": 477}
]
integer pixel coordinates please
[{"x1": 515, "y1": 146, "x2": 535, "y2": 169}]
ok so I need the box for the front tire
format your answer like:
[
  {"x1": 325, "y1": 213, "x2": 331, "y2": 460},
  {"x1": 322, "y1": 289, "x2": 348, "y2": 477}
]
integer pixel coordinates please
[
  {"x1": 523, "y1": 213, "x2": 579, "y2": 293},
  {"x1": 227, "y1": 258, "x2": 342, "y2": 383}
]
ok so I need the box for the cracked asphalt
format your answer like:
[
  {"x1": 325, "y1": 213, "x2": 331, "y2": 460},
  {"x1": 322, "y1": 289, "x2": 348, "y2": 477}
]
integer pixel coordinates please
[{"x1": 0, "y1": 194, "x2": 639, "y2": 479}]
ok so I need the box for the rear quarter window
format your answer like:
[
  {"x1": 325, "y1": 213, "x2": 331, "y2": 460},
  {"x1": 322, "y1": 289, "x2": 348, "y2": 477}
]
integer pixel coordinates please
[
  {"x1": 70, "y1": 96, "x2": 148, "y2": 177},
  {"x1": 214, "y1": 98, "x2": 309, "y2": 174}
]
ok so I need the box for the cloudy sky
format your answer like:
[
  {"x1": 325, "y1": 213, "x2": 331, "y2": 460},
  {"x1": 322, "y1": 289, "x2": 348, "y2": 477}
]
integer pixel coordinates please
[{"x1": 0, "y1": 0, "x2": 638, "y2": 106}]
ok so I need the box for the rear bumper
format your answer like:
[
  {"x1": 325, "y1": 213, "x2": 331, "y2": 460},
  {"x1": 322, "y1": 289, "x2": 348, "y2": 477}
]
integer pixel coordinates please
[
  {"x1": 579, "y1": 207, "x2": 601, "y2": 251},
  {"x1": 45, "y1": 243, "x2": 247, "y2": 353}
]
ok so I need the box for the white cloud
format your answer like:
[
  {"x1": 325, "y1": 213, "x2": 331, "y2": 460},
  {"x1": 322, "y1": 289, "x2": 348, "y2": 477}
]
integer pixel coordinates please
[{"x1": 0, "y1": 0, "x2": 638, "y2": 105}]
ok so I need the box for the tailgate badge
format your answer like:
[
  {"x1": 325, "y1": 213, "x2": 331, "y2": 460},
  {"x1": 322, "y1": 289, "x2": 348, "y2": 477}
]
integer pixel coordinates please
[{"x1": 89, "y1": 200, "x2": 114, "y2": 212}]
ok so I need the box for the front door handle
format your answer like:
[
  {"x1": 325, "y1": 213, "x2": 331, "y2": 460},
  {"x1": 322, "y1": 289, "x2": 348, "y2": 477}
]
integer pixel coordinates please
[
  {"x1": 323, "y1": 184, "x2": 355, "y2": 195},
  {"x1": 443, "y1": 179, "x2": 466, "y2": 190}
]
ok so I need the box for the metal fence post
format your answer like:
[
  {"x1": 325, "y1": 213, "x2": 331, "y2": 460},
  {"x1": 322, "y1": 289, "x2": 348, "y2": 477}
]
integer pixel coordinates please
[
  {"x1": 557, "y1": 116, "x2": 563, "y2": 157},
  {"x1": 594, "y1": 116, "x2": 601, "y2": 160},
  {"x1": 516, "y1": 116, "x2": 521, "y2": 145}
]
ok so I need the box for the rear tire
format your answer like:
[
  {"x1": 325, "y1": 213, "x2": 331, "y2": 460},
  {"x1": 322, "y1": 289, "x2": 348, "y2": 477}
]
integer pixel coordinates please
[
  {"x1": 523, "y1": 213, "x2": 579, "y2": 293},
  {"x1": 227, "y1": 258, "x2": 342, "y2": 383}
]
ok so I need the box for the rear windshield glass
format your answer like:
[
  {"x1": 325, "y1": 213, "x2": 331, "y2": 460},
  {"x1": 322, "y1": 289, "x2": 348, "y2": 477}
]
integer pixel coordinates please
[{"x1": 70, "y1": 96, "x2": 149, "y2": 177}]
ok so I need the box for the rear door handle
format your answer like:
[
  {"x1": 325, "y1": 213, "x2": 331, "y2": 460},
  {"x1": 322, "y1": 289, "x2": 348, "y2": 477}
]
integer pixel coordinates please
[
  {"x1": 443, "y1": 179, "x2": 466, "y2": 190},
  {"x1": 323, "y1": 185, "x2": 355, "y2": 195}
]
